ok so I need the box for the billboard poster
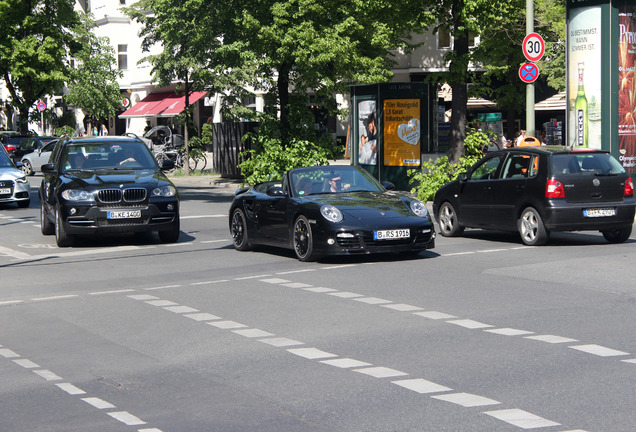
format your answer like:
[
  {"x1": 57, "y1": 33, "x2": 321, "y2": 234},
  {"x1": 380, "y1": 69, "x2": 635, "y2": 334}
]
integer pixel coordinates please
[
  {"x1": 618, "y1": 3, "x2": 636, "y2": 173},
  {"x1": 567, "y1": 6, "x2": 603, "y2": 148},
  {"x1": 357, "y1": 100, "x2": 377, "y2": 165},
  {"x1": 382, "y1": 99, "x2": 421, "y2": 166}
]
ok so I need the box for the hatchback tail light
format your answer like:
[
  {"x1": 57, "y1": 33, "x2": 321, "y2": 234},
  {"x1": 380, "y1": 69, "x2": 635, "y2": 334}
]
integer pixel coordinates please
[
  {"x1": 4, "y1": 144, "x2": 16, "y2": 152},
  {"x1": 625, "y1": 177, "x2": 634, "y2": 197},
  {"x1": 546, "y1": 178, "x2": 565, "y2": 198}
]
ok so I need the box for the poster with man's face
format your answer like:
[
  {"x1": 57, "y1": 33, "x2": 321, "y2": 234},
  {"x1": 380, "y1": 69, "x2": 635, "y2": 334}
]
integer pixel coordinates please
[{"x1": 358, "y1": 100, "x2": 377, "y2": 165}]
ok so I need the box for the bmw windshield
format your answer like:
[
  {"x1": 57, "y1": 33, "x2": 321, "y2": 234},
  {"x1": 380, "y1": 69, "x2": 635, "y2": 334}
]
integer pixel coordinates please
[{"x1": 60, "y1": 142, "x2": 158, "y2": 171}]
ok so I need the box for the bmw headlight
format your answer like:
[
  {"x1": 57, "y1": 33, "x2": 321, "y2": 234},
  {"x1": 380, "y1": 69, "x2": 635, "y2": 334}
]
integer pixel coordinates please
[
  {"x1": 152, "y1": 185, "x2": 176, "y2": 197},
  {"x1": 320, "y1": 205, "x2": 343, "y2": 223},
  {"x1": 410, "y1": 200, "x2": 429, "y2": 218},
  {"x1": 61, "y1": 189, "x2": 94, "y2": 201}
]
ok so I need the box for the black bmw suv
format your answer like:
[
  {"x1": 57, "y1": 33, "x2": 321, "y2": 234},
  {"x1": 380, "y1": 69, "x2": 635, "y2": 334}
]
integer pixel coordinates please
[
  {"x1": 40, "y1": 135, "x2": 180, "y2": 247},
  {"x1": 433, "y1": 146, "x2": 635, "y2": 246}
]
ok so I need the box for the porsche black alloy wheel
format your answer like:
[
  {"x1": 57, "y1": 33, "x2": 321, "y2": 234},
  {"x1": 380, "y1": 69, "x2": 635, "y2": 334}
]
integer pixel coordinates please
[
  {"x1": 293, "y1": 215, "x2": 316, "y2": 261},
  {"x1": 231, "y1": 208, "x2": 251, "y2": 251}
]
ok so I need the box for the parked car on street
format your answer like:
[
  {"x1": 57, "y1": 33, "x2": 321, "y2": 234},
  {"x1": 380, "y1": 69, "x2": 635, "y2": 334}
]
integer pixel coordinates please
[
  {"x1": 1, "y1": 134, "x2": 34, "y2": 159},
  {"x1": 433, "y1": 146, "x2": 635, "y2": 245},
  {"x1": 12, "y1": 136, "x2": 57, "y2": 163},
  {"x1": 20, "y1": 139, "x2": 58, "y2": 175},
  {"x1": 39, "y1": 135, "x2": 180, "y2": 247},
  {"x1": 229, "y1": 165, "x2": 435, "y2": 261},
  {"x1": 0, "y1": 149, "x2": 30, "y2": 208}
]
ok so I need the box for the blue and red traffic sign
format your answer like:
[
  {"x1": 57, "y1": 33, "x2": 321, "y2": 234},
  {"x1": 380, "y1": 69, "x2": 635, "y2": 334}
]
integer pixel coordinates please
[
  {"x1": 37, "y1": 101, "x2": 46, "y2": 112},
  {"x1": 519, "y1": 62, "x2": 539, "y2": 83}
]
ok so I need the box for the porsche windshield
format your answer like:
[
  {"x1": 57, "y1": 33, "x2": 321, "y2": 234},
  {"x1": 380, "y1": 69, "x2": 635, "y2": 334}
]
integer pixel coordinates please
[
  {"x1": 60, "y1": 142, "x2": 157, "y2": 171},
  {"x1": 290, "y1": 166, "x2": 384, "y2": 196}
]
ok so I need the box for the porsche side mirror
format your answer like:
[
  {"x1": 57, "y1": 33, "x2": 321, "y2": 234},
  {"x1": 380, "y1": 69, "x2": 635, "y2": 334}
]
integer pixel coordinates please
[
  {"x1": 458, "y1": 173, "x2": 468, "y2": 182},
  {"x1": 267, "y1": 185, "x2": 287, "y2": 196},
  {"x1": 382, "y1": 181, "x2": 395, "y2": 191}
]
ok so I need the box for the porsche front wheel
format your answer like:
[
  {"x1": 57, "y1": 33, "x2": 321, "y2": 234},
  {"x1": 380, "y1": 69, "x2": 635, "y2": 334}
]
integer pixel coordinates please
[
  {"x1": 293, "y1": 215, "x2": 316, "y2": 261},
  {"x1": 231, "y1": 208, "x2": 251, "y2": 251}
]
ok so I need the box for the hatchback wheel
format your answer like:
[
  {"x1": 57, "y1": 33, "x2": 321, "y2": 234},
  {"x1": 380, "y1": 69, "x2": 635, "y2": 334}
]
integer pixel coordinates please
[
  {"x1": 437, "y1": 202, "x2": 464, "y2": 237},
  {"x1": 230, "y1": 208, "x2": 251, "y2": 251},
  {"x1": 601, "y1": 226, "x2": 632, "y2": 243},
  {"x1": 518, "y1": 207, "x2": 548, "y2": 246},
  {"x1": 293, "y1": 215, "x2": 316, "y2": 261}
]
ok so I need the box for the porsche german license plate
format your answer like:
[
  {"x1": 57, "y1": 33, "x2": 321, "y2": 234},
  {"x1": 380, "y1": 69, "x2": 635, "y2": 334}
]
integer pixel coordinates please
[
  {"x1": 374, "y1": 228, "x2": 410, "y2": 240},
  {"x1": 583, "y1": 208, "x2": 615, "y2": 217},
  {"x1": 107, "y1": 210, "x2": 141, "y2": 219}
]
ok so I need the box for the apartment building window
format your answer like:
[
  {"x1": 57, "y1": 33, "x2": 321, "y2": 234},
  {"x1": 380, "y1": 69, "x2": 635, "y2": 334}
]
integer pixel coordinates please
[
  {"x1": 438, "y1": 28, "x2": 451, "y2": 49},
  {"x1": 118, "y1": 45, "x2": 128, "y2": 70},
  {"x1": 120, "y1": 0, "x2": 126, "y2": 4}
]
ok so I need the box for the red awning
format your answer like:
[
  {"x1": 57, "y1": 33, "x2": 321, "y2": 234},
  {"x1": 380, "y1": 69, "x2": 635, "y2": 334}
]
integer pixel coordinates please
[{"x1": 120, "y1": 91, "x2": 208, "y2": 118}]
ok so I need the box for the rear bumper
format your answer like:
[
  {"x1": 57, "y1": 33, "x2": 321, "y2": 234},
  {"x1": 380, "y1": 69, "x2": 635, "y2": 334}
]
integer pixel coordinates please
[{"x1": 543, "y1": 200, "x2": 635, "y2": 232}]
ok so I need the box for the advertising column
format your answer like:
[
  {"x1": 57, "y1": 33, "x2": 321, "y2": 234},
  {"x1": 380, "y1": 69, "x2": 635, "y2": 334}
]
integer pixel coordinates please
[
  {"x1": 567, "y1": 5, "x2": 603, "y2": 148},
  {"x1": 382, "y1": 99, "x2": 421, "y2": 167},
  {"x1": 618, "y1": 3, "x2": 636, "y2": 173}
]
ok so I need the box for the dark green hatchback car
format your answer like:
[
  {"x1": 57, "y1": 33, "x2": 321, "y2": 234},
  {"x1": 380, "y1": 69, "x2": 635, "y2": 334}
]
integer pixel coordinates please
[{"x1": 39, "y1": 135, "x2": 180, "y2": 247}]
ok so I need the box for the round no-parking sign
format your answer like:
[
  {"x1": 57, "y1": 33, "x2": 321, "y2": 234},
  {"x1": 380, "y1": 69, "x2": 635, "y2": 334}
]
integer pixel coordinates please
[
  {"x1": 37, "y1": 101, "x2": 46, "y2": 112},
  {"x1": 519, "y1": 62, "x2": 539, "y2": 83}
]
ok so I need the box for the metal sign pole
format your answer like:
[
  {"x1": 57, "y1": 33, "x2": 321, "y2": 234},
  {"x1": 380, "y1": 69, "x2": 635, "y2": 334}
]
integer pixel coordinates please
[{"x1": 526, "y1": 0, "x2": 535, "y2": 138}]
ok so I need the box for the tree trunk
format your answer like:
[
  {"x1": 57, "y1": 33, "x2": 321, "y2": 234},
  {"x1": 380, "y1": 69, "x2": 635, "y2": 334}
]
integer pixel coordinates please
[
  {"x1": 277, "y1": 62, "x2": 291, "y2": 146},
  {"x1": 447, "y1": 0, "x2": 469, "y2": 164},
  {"x1": 184, "y1": 76, "x2": 190, "y2": 176},
  {"x1": 449, "y1": 83, "x2": 467, "y2": 163}
]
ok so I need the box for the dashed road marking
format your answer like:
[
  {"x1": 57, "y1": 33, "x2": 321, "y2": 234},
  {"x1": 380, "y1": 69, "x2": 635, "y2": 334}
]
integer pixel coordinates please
[
  {"x1": 288, "y1": 348, "x2": 338, "y2": 360},
  {"x1": 82, "y1": 397, "x2": 116, "y2": 409},
  {"x1": 432, "y1": 392, "x2": 500, "y2": 408},
  {"x1": 446, "y1": 319, "x2": 494, "y2": 329},
  {"x1": 569, "y1": 344, "x2": 629, "y2": 357},
  {"x1": 484, "y1": 408, "x2": 561, "y2": 429},
  {"x1": 392, "y1": 378, "x2": 452, "y2": 394},
  {"x1": 353, "y1": 366, "x2": 408, "y2": 379}
]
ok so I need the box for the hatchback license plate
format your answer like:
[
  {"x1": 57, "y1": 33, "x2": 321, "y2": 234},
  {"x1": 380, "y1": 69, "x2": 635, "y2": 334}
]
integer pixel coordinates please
[
  {"x1": 583, "y1": 208, "x2": 615, "y2": 217},
  {"x1": 0, "y1": 188, "x2": 10, "y2": 195},
  {"x1": 107, "y1": 210, "x2": 141, "y2": 219},
  {"x1": 374, "y1": 228, "x2": 410, "y2": 240}
]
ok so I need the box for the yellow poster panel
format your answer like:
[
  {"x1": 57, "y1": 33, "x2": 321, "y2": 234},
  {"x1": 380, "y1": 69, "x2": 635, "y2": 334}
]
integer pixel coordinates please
[{"x1": 383, "y1": 99, "x2": 421, "y2": 166}]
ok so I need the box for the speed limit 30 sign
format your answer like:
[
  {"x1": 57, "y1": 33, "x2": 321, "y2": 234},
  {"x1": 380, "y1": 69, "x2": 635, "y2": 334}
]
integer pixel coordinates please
[{"x1": 523, "y1": 32, "x2": 545, "y2": 62}]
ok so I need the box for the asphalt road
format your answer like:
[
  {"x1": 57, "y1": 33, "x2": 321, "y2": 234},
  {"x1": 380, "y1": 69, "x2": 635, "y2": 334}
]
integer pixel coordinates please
[{"x1": 0, "y1": 175, "x2": 634, "y2": 432}]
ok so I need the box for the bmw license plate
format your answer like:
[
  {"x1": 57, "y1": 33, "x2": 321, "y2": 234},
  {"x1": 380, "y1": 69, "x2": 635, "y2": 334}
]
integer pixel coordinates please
[
  {"x1": 0, "y1": 188, "x2": 10, "y2": 195},
  {"x1": 107, "y1": 210, "x2": 141, "y2": 219},
  {"x1": 583, "y1": 208, "x2": 615, "y2": 217},
  {"x1": 374, "y1": 228, "x2": 410, "y2": 240}
]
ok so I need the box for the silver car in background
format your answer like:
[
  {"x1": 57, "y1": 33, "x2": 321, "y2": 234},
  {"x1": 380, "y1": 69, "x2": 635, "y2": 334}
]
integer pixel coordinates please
[
  {"x1": 20, "y1": 139, "x2": 58, "y2": 175},
  {"x1": 0, "y1": 149, "x2": 30, "y2": 208}
]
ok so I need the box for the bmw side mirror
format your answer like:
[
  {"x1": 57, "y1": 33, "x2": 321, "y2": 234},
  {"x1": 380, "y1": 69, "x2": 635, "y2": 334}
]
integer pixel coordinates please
[
  {"x1": 160, "y1": 159, "x2": 175, "y2": 170},
  {"x1": 41, "y1": 163, "x2": 55, "y2": 173}
]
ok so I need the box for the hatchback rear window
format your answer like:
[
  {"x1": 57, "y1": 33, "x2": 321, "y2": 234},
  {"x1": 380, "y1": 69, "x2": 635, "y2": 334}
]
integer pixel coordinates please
[{"x1": 549, "y1": 153, "x2": 625, "y2": 176}]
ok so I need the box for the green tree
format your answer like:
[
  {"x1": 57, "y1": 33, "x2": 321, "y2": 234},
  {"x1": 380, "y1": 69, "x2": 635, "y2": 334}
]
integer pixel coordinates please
[{"x1": 64, "y1": 14, "x2": 123, "y2": 130}]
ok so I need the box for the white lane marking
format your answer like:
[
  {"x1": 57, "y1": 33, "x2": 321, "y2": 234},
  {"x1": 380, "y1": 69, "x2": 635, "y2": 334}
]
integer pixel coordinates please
[
  {"x1": 128, "y1": 294, "x2": 159, "y2": 301},
  {"x1": 485, "y1": 328, "x2": 534, "y2": 336},
  {"x1": 200, "y1": 239, "x2": 229, "y2": 243},
  {"x1": 164, "y1": 242, "x2": 193, "y2": 247},
  {"x1": 413, "y1": 311, "x2": 457, "y2": 320},
  {"x1": 232, "y1": 328, "x2": 275, "y2": 338},
  {"x1": 107, "y1": 411, "x2": 147, "y2": 426},
  {"x1": 34, "y1": 245, "x2": 149, "y2": 259},
  {"x1": 354, "y1": 297, "x2": 392, "y2": 305},
  {"x1": 303, "y1": 287, "x2": 338, "y2": 293},
  {"x1": 328, "y1": 291, "x2": 363, "y2": 298},
  {"x1": 82, "y1": 397, "x2": 116, "y2": 409},
  {"x1": 524, "y1": 335, "x2": 579, "y2": 344},
  {"x1": 138, "y1": 429, "x2": 164, "y2": 432},
  {"x1": 569, "y1": 344, "x2": 629, "y2": 357},
  {"x1": 145, "y1": 300, "x2": 178, "y2": 307},
  {"x1": 446, "y1": 319, "x2": 494, "y2": 329},
  {"x1": 190, "y1": 279, "x2": 230, "y2": 285},
  {"x1": 0, "y1": 348, "x2": 19, "y2": 358},
  {"x1": 143, "y1": 284, "x2": 182, "y2": 291},
  {"x1": 320, "y1": 358, "x2": 372, "y2": 369},
  {"x1": 392, "y1": 378, "x2": 452, "y2": 394},
  {"x1": 0, "y1": 300, "x2": 23, "y2": 306},
  {"x1": 382, "y1": 303, "x2": 423, "y2": 312},
  {"x1": 0, "y1": 245, "x2": 31, "y2": 259},
  {"x1": 32, "y1": 295, "x2": 79, "y2": 302},
  {"x1": 353, "y1": 367, "x2": 408, "y2": 379},
  {"x1": 90, "y1": 289, "x2": 136, "y2": 296},
  {"x1": 206, "y1": 320, "x2": 247, "y2": 329},
  {"x1": 233, "y1": 274, "x2": 272, "y2": 280},
  {"x1": 281, "y1": 282, "x2": 313, "y2": 288},
  {"x1": 184, "y1": 312, "x2": 221, "y2": 321},
  {"x1": 13, "y1": 359, "x2": 40, "y2": 368},
  {"x1": 260, "y1": 278, "x2": 291, "y2": 284},
  {"x1": 287, "y1": 348, "x2": 338, "y2": 360},
  {"x1": 622, "y1": 358, "x2": 636, "y2": 364},
  {"x1": 258, "y1": 337, "x2": 304, "y2": 347},
  {"x1": 33, "y1": 369, "x2": 62, "y2": 381},
  {"x1": 319, "y1": 264, "x2": 357, "y2": 270},
  {"x1": 431, "y1": 392, "x2": 500, "y2": 407},
  {"x1": 56, "y1": 383, "x2": 86, "y2": 395},
  {"x1": 180, "y1": 214, "x2": 226, "y2": 219},
  {"x1": 164, "y1": 305, "x2": 199, "y2": 314},
  {"x1": 484, "y1": 408, "x2": 561, "y2": 429},
  {"x1": 277, "y1": 269, "x2": 316, "y2": 275}
]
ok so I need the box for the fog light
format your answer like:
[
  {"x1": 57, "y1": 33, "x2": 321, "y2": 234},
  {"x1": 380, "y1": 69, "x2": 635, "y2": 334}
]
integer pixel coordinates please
[
  {"x1": 327, "y1": 238, "x2": 335, "y2": 245},
  {"x1": 69, "y1": 208, "x2": 77, "y2": 215},
  {"x1": 167, "y1": 204, "x2": 174, "y2": 211}
]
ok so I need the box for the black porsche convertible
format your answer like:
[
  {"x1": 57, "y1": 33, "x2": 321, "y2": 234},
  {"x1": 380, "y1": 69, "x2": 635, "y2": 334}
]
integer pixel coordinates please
[{"x1": 229, "y1": 165, "x2": 435, "y2": 261}]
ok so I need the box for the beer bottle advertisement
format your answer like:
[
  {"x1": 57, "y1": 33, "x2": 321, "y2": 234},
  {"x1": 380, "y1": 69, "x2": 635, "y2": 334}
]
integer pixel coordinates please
[{"x1": 567, "y1": 6, "x2": 602, "y2": 149}]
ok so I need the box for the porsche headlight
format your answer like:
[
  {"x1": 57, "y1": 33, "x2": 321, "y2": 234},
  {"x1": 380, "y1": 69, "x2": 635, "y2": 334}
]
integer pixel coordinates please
[
  {"x1": 410, "y1": 200, "x2": 429, "y2": 218},
  {"x1": 320, "y1": 205, "x2": 343, "y2": 223},
  {"x1": 61, "y1": 189, "x2": 94, "y2": 201},
  {"x1": 152, "y1": 185, "x2": 176, "y2": 197}
]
